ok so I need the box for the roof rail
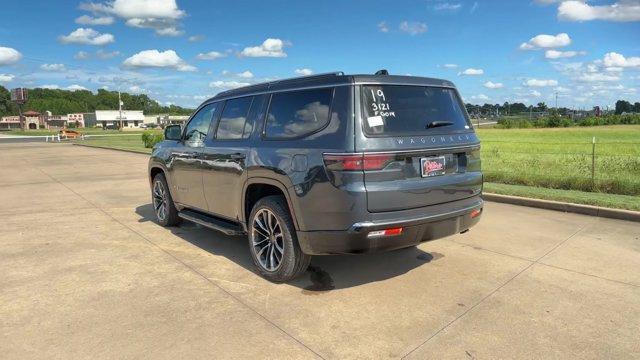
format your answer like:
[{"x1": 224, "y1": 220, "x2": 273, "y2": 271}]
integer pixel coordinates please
[
  {"x1": 273, "y1": 71, "x2": 344, "y2": 83},
  {"x1": 213, "y1": 71, "x2": 345, "y2": 99}
]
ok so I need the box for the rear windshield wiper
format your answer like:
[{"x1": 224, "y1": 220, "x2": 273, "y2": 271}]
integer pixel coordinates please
[{"x1": 425, "y1": 121, "x2": 454, "y2": 129}]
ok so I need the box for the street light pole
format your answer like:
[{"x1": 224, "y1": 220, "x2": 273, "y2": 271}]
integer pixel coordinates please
[{"x1": 118, "y1": 91, "x2": 123, "y2": 130}]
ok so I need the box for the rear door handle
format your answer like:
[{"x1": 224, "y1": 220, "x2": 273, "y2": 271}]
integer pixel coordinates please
[{"x1": 230, "y1": 153, "x2": 246, "y2": 160}]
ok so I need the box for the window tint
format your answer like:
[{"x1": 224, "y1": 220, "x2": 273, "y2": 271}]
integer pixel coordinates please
[
  {"x1": 243, "y1": 94, "x2": 267, "y2": 139},
  {"x1": 362, "y1": 85, "x2": 470, "y2": 136},
  {"x1": 265, "y1": 88, "x2": 333, "y2": 138},
  {"x1": 184, "y1": 103, "x2": 217, "y2": 146},
  {"x1": 216, "y1": 97, "x2": 253, "y2": 140}
]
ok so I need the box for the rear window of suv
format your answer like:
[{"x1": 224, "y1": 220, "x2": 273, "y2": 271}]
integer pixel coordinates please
[
  {"x1": 362, "y1": 85, "x2": 470, "y2": 136},
  {"x1": 265, "y1": 88, "x2": 333, "y2": 139}
]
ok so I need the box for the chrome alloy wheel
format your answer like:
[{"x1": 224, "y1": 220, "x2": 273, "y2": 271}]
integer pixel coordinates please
[
  {"x1": 251, "y1": 209, "x2": 285, "y2": 272},
  {"x1": 152, "y1": 180, "x2": 168, "y2": 222}
]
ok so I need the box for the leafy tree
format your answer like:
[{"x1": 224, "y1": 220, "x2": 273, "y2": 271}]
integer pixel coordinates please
[
  {"x1": 0, "y1": 85, "x2": 193, "y2": 116},
  {"x1": 615, "y1": 100, "x2": 633, "y2": 114},
  {"x1": 536, "y1": 102, "x2": 548, "y2": 112}
]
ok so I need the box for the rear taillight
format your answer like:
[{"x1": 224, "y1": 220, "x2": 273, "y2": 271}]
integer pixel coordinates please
[
  {"x1": 470, "y1": 208, "x2": 482, "y2": 218},
  {"x1": 323, "y1": 153, "x2": 393, "y2": 171}
]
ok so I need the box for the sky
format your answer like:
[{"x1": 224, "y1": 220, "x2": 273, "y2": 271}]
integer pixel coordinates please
[{"x1": 0, "y1": 0, "x2": 639, "y2": 110}]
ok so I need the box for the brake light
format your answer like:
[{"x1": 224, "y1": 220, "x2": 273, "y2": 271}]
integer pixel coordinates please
[
  {"x1": 367, "y1": 227, "x2": 403, "y2": 238},
  {"x1": 323, "y1": 153, "x2": 393, "y2": 171},
  {"x1": 470, "y1": 208, "x2": 482, "y2": 218}
]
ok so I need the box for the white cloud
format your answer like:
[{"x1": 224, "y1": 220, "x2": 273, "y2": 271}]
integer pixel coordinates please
[
  {"x1": 399, "y1": 21, "x2": 427, "y2": 35},
  {"x1": 239, "y1": 38, "x2": 288, "y2": 58},
  {"x1": 471, "y1": 94, "x2": 489, "y2": 101},
  {"x1": 209, "y1": 80, "x2": 251, "y2": 89},
  {"x1": 578, "y1": 73, "x2": 620, "y2": 82},
  {"x1": 59, "y1": 28, "x2": 115, "y2": 45},
  {"x1": 377, "y1": 21, "x2": 389, "y2": 33},
  {"x1": 545, "y1": 49, "x2": 585, "y2": 59},
  {"x1": 530, "y1": 90, "x2": 542, "y2": 97},
  {"x1": 122, "y1": 49, "x2": 196, "y2": 72},
  {"x1": 483, "y1": 81, "x2": 504, "y2": 89},
  {"x1": 0, "y1": 46, "x2": 22, "y2": 65},
  {"x1": 237, "y1": 71, "x2": 254, "y2": 79},
  {"x1": 0, "y1": 74, "x2": 14, "y2": 82},
  {"x1": 524, "y1": 79, "x2": 558, "y2": 87},
  {"x1": 519, "y1": 33, "x2": 571, "y2": 50},
  {"x1": 442, "y1": 63, "x2": 458, "y2": 69},
  {"x1": 558, "y1": 0, "x2": 640, "y2": 22},
  {"x1": 188, "y1": 35, "x2": 205, "y2": 42},
  {"x1": 434, "y1": 2, "x2": 462, "y2": 11},
  {"x1": 81, "y1": 0, "x2": 185, "y2": 19},
  {"x1": 40, "y1": 63, "x2": 67, "y2": 72},
  {"x1": 295, "y1": 68, "x2": 314, "y2": 76},
  {"x1": 459, "y1": 68, "x2": 484, "y2": 76},
  {"x1": 605, "y1": 66, "x2": 623, "y2": 72},
  {"x1": 603, "y1": 52, "x2": 640, "y2": 68},
  {"x1": 75, "y1": 15, "x2": 114, "y2": 25},
  {"x1": 196, "y1": 51, "x2": 227, "y2": 60},
  {"x1": 80, "y1": 0, "x2": 186, "y2": 36},
  {"x1": 74, "y1": 51, "x2": 90, "y2": 60},
  {"x1": 67, "y1": 84, "x2": 88, "y2": 91},
  {"x1": 38, "y1": 84, "x2": 60, "y2": 89}
]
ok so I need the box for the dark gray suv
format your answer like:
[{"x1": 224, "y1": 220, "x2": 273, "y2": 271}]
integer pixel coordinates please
[{"x1": 148, "y1": 71, "x2": 483, "y2": 282}]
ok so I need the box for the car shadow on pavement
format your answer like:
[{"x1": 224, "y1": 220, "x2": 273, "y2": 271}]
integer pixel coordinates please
[{"x1": 136, "y1": 204, "x2": 442, "y2": 293}]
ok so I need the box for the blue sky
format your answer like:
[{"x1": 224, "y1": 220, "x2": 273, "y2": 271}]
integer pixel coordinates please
[{"x1": 0, "y1": 0, "x2": 639, "y2": 109}]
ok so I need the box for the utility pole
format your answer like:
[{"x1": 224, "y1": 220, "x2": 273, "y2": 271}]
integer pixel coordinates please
[{"x1": 118, "y1": 91, "x2": 123, "y2": 130}]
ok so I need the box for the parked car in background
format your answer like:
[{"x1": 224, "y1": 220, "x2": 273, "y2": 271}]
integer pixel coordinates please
[
  {"x1": 59, "y1": 129, "x2": 81, "y2": 139},
  {"x1": 147, "y1": 71, "x2": 483, "y2": 282}
]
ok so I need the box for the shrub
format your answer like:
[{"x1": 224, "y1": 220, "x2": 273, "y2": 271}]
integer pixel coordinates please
[{"x1": 141, "y1": 131, "x2": 164, "y2": 148}]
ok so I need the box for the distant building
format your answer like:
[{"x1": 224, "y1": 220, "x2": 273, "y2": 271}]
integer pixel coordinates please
[
  {"x1": 67, "y1": 113, "x2": 86, "y2": 127},
  {"x1": 0, "y1": 116, "x2": 21, "y2": 129},
  {"x1": 95, "y1": 110, "x2": 146, "y2": 128}
]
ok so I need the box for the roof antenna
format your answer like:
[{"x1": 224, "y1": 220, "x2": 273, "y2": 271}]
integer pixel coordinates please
[{"x1": 375, "y1": 69, "x2": 389, "y2": 75}]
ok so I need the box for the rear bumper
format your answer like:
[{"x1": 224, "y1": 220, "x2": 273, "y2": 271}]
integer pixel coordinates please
[{"x1": 297, "y1": 196, "x2": 483, "y2": 255}]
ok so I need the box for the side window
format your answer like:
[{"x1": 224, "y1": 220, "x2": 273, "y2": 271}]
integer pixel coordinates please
[
  {"x1": 216, "y1": 96, "x2": 253, "y2": 140},
  {"x1": 183, "y1": 103, "x2": 217, "y2": 147},
  {"x1": 265, "y1": 88, "x2": 333, "y2": 139},
  {"x1": 243, "y1": 94, "x2": 268, "y2": 139}
]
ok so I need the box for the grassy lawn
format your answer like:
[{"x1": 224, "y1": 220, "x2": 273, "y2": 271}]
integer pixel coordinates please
[
  {"x1": 73, "y1": 134, "x2": 153, "y2": 154},
  {"x1": 2, "y1": 128, "x2": 153, "y2": 136},
  {"x1": 476, "y1": 125, "x2": 640, "y2": 196},
  {"x1": 484, "y1": 182, "x2": 640, "y2": 212}
]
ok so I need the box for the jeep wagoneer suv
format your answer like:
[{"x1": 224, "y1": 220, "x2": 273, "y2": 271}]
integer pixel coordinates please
[{"x1": 148, "y1": 71, "x2": 483, "y2": 282}]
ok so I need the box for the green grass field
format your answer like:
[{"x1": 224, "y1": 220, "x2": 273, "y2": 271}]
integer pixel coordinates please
[
  {"x1": 73, "y1": 133, "x2": 155, "y2": 153},
  {"x1": 2, "y1": 128, "x2": 151, "y2": 136},
  {"x1": 477, "y1": 125, "x2": 640, "y2": 196}
]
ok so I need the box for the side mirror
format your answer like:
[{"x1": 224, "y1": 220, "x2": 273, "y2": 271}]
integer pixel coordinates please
[{"x1": 164, "y1": 124, "x2": 182, "y2": 141}]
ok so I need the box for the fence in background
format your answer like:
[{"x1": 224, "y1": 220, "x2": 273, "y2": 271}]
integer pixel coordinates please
[{"x1": 481, "y1": 138, "x2": 640, "y2": 196}]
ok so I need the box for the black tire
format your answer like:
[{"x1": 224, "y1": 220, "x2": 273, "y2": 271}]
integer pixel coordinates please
[
  {"x1": 151, "y1": 173, "x2": 181, "y2": 227},
  {"x1": 248, "y1": 195, "x2": 311, "y2": 282}
]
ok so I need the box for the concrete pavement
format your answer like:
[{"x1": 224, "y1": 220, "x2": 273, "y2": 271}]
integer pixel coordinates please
[{"x1": 1, "y1": 142, "x2": 639, "y2": 359}]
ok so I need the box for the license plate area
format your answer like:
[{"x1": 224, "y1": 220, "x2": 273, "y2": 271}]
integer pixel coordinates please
[{"x1": 420, "y1": 156, "x2": 446, "y2": 177}]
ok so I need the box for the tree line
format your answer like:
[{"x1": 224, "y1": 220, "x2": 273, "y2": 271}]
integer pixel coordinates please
[
  {"x1": 465, "y1": 100, "x2": 640, "y2": 116},
  {"x1": 0, "y1": 85, "x2": 193, "y2": 118}
]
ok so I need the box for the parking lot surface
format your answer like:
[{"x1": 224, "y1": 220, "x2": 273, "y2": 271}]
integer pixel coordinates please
[{"x1": 1, "y1": 142, "x2": 639, "y2": 359}]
